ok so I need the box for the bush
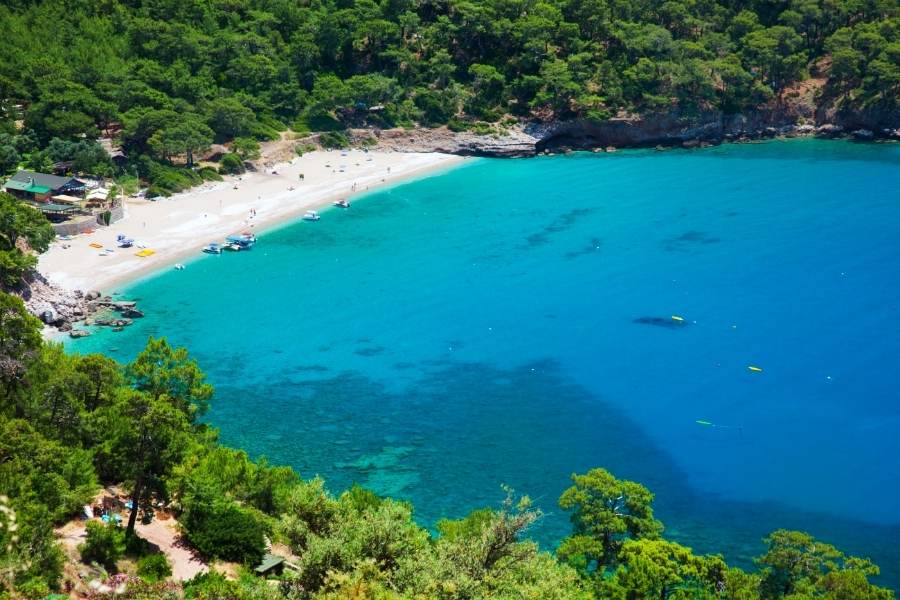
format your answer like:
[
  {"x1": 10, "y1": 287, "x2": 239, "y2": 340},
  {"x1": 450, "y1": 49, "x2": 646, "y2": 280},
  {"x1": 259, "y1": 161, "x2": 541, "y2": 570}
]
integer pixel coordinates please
[
  {"x1": 183, "y1": 572, "x2": 242, "y2": 599},
  {"x1": 447, "y1": 117, "x2": 468, "y2": 132},
  {"x1": 79, "y1": 520, "x2": 126, "y2": 570},
  {"x1": 219, "y1": 153, "x2": 245, "y2": 175},
  {"x1": 318, "y1": 131, "x2": 349, "y2": 149},
  {"x1": 137, "y1": 553, "x2": 172, "y2": 582},
  {"x1": 182, "y1": 493, "x2": 267, "y2": 564},
  {"x1": 294, "y1": 142, "x2": 317, "y2": 156},
  {"x1": 196, "y1": 166, "x2": 223, "y2": 181}
]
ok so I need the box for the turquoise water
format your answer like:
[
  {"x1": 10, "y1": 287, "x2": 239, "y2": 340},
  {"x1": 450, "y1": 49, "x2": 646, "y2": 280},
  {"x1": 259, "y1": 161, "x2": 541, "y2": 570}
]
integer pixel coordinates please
[{"x1": 72, "y1": 139, "x2": 900, "y2": 587}]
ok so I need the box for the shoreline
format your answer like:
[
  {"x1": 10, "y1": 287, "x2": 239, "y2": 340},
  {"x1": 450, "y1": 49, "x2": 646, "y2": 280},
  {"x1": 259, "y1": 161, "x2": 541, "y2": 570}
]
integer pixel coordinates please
[{"x1": 37, "y1": 150, "x2": 467, "y2": 295}]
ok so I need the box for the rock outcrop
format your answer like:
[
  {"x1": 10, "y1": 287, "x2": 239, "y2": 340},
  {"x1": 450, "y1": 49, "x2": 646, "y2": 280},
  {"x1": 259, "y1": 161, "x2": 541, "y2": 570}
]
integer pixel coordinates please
[
  {"x1": 365, "y1": 91, "x2": 899, "y2": 158},
  {"x1": 11, "y1": 271, "x2": 144, "y2": 333}
]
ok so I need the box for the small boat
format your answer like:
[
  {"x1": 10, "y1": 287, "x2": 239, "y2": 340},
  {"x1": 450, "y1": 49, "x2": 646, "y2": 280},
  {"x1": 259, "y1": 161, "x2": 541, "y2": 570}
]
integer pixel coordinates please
[
  {"x1": 202, "y1": 243, "x2": 222, "y2": 254},
  {"x1": 748, "y1": 365, "x2": 763, "y2": 373},
  {"x1": 333, "y1": 199, "x2": 350, "y2": 208},
  {"x1": 116, "y1": 234, "x2": 134, "y2": 248},
  {"x1": 226, "y1": 233, "x2": 255, "y2": 248},
  {"x1": 223, "y1": 242, "x2": 242, "y2": 252},
  {"x1": 302, "y1": 210, "x2": 320, "y2": 221},
  {"x1": 174, "y1": 263, "x2": 185, "y2": 270}
]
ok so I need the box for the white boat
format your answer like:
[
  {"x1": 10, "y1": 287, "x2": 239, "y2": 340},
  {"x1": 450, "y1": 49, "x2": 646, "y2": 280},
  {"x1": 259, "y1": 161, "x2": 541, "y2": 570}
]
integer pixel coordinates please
[
  {"x1": 223, "y1": 242, "x2": 242, "y2": 252},
  {"x1": 302, "y1": 210, "x2": 320, "y2": 221},
  {"x1": 202, "y1": 243, "x2": 222, "y2": 254},
  {"x1": 333, "y1": 199, "x2": 350, "y2": 208}
]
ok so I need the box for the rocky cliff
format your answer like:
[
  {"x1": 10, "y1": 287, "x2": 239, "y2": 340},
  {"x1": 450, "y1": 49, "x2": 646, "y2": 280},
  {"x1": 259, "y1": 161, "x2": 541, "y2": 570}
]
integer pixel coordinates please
[{"x1": 366, "y1": 89, "x2": 900, "y2": 157}]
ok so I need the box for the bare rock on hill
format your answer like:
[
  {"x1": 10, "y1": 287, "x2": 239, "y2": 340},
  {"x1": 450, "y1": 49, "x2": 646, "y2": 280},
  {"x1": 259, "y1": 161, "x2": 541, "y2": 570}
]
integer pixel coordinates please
[{"x1": 369, "y1": 126, "x2": 539, "y2": 157}]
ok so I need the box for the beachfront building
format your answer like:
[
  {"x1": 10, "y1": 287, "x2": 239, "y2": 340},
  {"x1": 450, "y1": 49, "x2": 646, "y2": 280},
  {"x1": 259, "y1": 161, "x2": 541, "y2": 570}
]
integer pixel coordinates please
[
  {"x1": 3, "y1": 170, "x2": 86, "y2": 202},
  {"x1": 2, "y1": 170, "x2": 122, "y2": 230}
]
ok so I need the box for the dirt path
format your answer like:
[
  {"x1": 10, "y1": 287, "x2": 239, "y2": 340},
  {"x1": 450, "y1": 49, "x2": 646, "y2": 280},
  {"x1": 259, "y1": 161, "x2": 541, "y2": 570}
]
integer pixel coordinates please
[{"x1": 135, "y1": 518, "x2": 208, "y2": 581}]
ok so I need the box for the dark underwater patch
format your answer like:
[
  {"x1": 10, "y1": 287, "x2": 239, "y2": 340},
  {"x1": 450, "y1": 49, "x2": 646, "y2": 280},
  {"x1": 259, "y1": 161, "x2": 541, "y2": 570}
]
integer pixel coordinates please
[
  {"x1": 663, "y1": 230, "x2": 721, "y2": 251},
  {"x1": 522, "y1": 208, "x2": 597, "y2": 249},
  {"x1": 355, "y1": 346, "x2": 386, "y2": 356},
  {"x1": 207, "y1": 359, "x2": 900, "y2": 586},
  {"x1": 634, "y1": 316, "x2": 689, "y2": 328},
  {"x1": 564, "y1": 237, "x2": 603, "y2": 259},
  {"x1": 293, "y1": 364, "x2": 330, "y2": 372}
]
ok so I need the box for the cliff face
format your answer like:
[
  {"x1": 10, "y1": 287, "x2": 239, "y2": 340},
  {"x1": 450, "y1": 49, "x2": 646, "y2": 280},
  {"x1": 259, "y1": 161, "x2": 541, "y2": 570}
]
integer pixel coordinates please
[{"x1": 368, "y1": 92, "x2": 900, "y2": 157}]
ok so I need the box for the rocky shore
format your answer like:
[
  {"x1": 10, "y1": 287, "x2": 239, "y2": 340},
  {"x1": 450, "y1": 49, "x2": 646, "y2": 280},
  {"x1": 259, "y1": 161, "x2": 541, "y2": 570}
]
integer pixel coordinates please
[
  {"x1": 15, "y1": 271, "x2": 143, "y2": 338},
  {"x1": 363, "y1": 95, "x2": 900, "y2": 157}
]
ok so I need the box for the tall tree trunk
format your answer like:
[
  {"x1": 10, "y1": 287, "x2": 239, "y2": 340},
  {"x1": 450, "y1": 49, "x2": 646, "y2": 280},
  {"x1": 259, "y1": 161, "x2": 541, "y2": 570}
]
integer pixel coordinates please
[{"x1": 126, "y1": 475, "x2": 143, "y2": 537}]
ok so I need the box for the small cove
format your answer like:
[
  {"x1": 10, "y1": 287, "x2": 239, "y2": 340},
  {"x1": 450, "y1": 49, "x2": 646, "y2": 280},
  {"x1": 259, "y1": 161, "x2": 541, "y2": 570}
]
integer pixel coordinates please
[{"x1": 71, "y1": 139, "x2": 900, "y2": 588}]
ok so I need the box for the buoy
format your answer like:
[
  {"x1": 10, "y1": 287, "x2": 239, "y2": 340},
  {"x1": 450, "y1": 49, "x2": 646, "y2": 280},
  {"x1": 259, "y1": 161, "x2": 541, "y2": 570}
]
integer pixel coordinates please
[
  {"x1": 748, "y1": 365, "x2": 763, "y2": 373},
  {"x1": 671, "y1": 315, "x2": 684, "y2": 322}
]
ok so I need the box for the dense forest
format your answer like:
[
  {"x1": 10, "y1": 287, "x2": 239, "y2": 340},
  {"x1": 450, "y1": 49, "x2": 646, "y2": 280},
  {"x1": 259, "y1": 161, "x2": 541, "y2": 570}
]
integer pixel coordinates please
[
  {"x1": 0, "y1": 0, "x2": 899, "y2": 192},
  {"x1": 0, "y1": 191, "x2": 895, "y2": 598}
]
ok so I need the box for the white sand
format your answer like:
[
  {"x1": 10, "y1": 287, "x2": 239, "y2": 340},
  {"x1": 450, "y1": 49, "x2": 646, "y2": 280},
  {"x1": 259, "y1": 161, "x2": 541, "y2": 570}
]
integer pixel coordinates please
[{"x1": 38, "y1": 150, "x2": 465, "y2": 292}]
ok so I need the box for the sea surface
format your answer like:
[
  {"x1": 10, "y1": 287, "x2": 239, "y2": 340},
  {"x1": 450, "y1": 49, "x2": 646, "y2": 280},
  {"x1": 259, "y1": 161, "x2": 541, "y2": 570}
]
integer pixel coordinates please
[{"x1": 71, "y1": 139, "x2": 900, "y2": 587}]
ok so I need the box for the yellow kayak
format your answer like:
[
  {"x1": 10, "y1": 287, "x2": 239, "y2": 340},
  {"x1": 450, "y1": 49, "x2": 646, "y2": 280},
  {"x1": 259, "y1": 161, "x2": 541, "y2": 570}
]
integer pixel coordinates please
[
  {"x1": 671, "y1": 315, "x2": 684, "y2": 322},
  {"x1": 748, "y1": 365, "x2": 763, "y2": 373}
]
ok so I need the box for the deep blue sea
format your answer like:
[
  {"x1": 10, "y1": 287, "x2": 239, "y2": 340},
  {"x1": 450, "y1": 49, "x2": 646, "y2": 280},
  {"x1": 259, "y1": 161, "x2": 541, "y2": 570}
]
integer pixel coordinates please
[{"x1": 71, "y1": 139, "x2": 900, "y2": 587}]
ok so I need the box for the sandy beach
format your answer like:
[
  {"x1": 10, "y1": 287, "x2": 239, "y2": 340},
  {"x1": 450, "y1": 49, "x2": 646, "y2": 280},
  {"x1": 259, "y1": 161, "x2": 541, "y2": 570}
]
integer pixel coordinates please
[{"x1": 38, "y1": 150, "x2": 465, "y2": 293}]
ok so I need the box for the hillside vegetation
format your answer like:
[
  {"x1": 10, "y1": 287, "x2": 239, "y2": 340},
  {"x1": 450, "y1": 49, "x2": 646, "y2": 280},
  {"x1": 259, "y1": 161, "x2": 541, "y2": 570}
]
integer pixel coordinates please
[{"x1": 1, "y1": 0, "x2": 898, "y2": 156}]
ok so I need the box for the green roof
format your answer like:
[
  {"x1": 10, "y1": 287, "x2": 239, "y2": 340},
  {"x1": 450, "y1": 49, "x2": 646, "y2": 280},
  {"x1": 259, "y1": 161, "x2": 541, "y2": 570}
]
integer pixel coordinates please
[
  {"x1": 3, "y1": 180, "x2": 30, "y2": 191},
  {"x1": 28, "y1": 184, "x2": 51, "y2": 194},
  {"x1": 254, "y1": 553, "x2": 285, "y2": 574}
]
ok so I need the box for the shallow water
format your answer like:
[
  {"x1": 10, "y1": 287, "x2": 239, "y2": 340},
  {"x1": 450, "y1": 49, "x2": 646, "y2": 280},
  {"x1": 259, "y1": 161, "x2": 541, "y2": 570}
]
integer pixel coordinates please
[{"x1": 71, "y1": 139, "x2": 900, "y2": 587}]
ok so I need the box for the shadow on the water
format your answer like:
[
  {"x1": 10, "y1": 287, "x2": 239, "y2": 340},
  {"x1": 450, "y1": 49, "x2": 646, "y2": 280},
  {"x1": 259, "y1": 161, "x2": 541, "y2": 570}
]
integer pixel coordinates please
[
  {"x1": 663, "y1": 230, "x2": 721, "y2": 252},
  {"x1": 521, "y1": 208, "x2": 597, "y2": 249},
  {"x1": 634, "y1": 316, "x2": 690, "y2": 329},
  {"x1": 564, "y1": 237, "x2": 603, "y2": 260},
  {"x1": 207, "y1": 358, "x2": 899, "y2": 588}
]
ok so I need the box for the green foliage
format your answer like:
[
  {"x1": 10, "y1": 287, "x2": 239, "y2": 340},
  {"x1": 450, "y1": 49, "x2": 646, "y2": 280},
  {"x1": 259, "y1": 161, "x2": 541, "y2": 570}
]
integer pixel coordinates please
[
  {"x1": 557, "y1": 468, "x2": 663, "y2": 575},
  {"x1": 318, "y1": 131, "x2": 350, "y2": 150},
  {"x1": 756, "y1": 530, "x2": 893, "y2": 599},
  {"x1": 136, "y1": 553, "x2": 171, "y2": 582},
  {"x1": 0, "y1": 192, "x2": 54, "y2": 288},
  {"x1": 142, "y1": 160, "x2": 203, "y2": 197},
  {"x1": 125, "y1": 337, "x2": 213, "y2": 422},
  {"x1": 295, "y1": 142, "x2": 317, "y2": 156},
  {"x1": 219, "y1": 153, "x2": 245, "y2": 175},
  {"x1": 181, "y1": 487, "x2": 268, "y2": 564},
  {"x1": 79, "y1": 521, "x2": 126, "y2": 571},
  {"x1": 231, "y1": 137, "x2": 261, "y2": 161},
  {"x1": 196, "y1": 167, "x2": 222, "y2": 182},
  {"x1": 600, "y1": 539, "x2": 728, "y2": 599}
]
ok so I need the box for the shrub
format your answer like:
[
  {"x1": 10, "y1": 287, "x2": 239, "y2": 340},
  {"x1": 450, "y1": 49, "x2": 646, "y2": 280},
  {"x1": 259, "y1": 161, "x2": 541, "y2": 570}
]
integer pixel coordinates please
[
  {"x1": 196, "y1": 166, "x2": 222, "y2": 181},
  {"x1": 137, "y1": 553, "x2": 172, "y2": 582},
  {"x1": 318, "y1": 131, "x2": 350, "y2": 149},
  {"x1": 219, "y1": 153, "x2": 245, "y2": 175},
  {"x1": 294, "y1": 142, "x2": 317, "y2": 156},
  {"x1": 182, "y1": 493, "x2": 267, "y2": 564},
  {"x1": 447, "y1": 117, "x2": 468, "y2": 132},
  {"x1": 79, "y1": 520, "x2": 125, "y2": 570},
  {"x1": 183, "y1": 572, "x2": 242, "y2": 599}
]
